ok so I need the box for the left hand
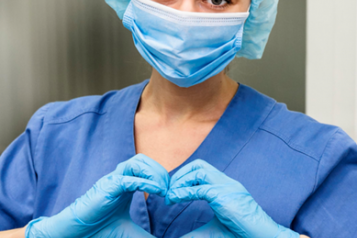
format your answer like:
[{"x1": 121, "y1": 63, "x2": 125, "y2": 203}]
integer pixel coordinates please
[
  {"x1": 166, "y1": 159, "x2": 300, "y2": 238},
  {"x1": 26, "y1": 154, "x2": 166, "y2": 238}
]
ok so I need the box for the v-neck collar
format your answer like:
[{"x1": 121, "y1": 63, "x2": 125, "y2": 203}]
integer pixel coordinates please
[{"x1": 104, "y1": 79, "x2": 276, "y2": 236}]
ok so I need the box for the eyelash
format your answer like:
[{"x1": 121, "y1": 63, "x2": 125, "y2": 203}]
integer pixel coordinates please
[{"x1": 201, "y1": 0, "x2": 233, "y2": 10}]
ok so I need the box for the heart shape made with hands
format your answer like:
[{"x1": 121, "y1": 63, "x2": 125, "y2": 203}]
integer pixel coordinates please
[
  {"x1": 85, "y1": 154, "x2": 297, "y2": 238},
  {"x1": 122, "y1": 154, "x2": 236, "y2": 238},
  {"x1": 26, "y1": 154, "x2": 292, "y2": 238}
]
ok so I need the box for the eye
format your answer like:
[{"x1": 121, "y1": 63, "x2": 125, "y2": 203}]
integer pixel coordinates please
[
  {"x1": 200, "y1": 0, "x2": 233, "y2": 10},
  {"x1": 207, "y1": 0, "x2": 228, "y2": 6},
  {"x1": 202, "y1": 0, "x2": 233, "y2": 9}
]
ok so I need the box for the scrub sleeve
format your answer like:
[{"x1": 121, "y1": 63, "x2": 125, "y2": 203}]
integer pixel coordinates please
[
  {"x1": 292, "y1": 128, "x2": 357, "y2": 237},
  {"x1": 0, "y1": 103, "x2": 53, "y2": 230}
]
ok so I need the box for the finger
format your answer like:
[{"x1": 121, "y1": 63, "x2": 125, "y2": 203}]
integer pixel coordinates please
[
  {"x1": 99, "y1": 175, "x2": 166, "y2": 197},
  {"x1": 170, "y1": 159, "x2": 217, "y2": 187},
  {"x1": 170, "y1": 169, "x2": 224, "y2": 190},
  {"x1": 165, "y1": 185, "x2": 219, "y2": 205},
  {"x1": 72, "y1": 176, "x2": 165, "y2": 225},
  {"x1": 128, "y1": 154, "x2": 168, "y2": 179},
  {"x1": 120, "y1": 176, "x2": 166, "y2": 195},
  {"x1": 115, "y1": 154, "x2": 170, "y2": 195}
]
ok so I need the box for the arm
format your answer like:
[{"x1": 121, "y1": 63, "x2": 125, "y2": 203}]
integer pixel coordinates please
[
  {"x1": 291, "y1": 129, "x2": 357, "y2": 236},
  {"x1": 0, "y1": 104, "x2": 54, "y2": 230},
  {"x1": 0, "y1": 226, "x2": 26, "y2": 238}
]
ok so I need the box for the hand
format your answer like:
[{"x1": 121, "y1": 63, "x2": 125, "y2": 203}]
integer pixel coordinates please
[
  {"x1": 26, "y1": 154, "x2": 169, "y2": 238},
  {"x1": 166, "y1": 159, "x2": 300, "y2": 238}
]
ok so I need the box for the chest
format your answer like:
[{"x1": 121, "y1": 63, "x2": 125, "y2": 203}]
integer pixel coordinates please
[{"x1": 134, "y1": 115, "x2": 216, "y2": 172}]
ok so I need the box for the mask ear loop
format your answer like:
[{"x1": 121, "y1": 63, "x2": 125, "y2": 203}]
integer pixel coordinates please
[
  {"x1": 244, "y1": 5, "x2": 251, "y2": 23},
  {"x1": 247, "y1": 5, "x2": 251, "y2": 13}
]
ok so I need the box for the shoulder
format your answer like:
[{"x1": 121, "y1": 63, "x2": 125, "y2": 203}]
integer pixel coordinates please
[
  {"x1": 259, "y1": 101, "x2": 343, "y2": 162},
  {"x1": 32, "y1": 81, "x2": 146, "y2": 125},
  {"x1": 241, "y1": 85, "x2": 357, "y2": 196}
]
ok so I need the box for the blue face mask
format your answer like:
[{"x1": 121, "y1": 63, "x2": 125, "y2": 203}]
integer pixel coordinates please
[{"x1": 122, "y1": 0, "x2": 249, "y2": 88}]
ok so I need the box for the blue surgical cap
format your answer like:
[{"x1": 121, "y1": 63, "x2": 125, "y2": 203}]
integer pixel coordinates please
[{"x1": 105, "y1": 0, "x2": 279, "y2": 60}]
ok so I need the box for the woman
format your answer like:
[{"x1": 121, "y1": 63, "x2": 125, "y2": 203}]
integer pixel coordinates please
[{"x1": 1, "y1": 0, "x2": 356, "y2": 237}]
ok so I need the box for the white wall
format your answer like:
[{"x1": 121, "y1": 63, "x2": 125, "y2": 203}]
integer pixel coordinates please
[{"x1": 306, "y1": 0, "x2": 357, "y2": 141}]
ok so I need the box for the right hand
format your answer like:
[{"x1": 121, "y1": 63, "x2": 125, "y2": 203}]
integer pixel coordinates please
[{"x1": 25, "y1": 154, "x2": 169, "y2": 238}]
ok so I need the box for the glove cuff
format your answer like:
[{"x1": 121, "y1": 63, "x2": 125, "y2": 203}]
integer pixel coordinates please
[
  {"x1": 274, "y1": 225, "x2": 301, "y2": 238},
  {"x1": 25, "y1": 217, "x2": 48, "y2": 238}
]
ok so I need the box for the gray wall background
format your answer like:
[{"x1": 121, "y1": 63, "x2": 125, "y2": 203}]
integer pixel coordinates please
[{"x1": 0, "y1": 0, "x2": 306, "y2": 154}]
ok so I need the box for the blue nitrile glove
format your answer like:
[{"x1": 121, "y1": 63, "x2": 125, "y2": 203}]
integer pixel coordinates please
[
  {"x1": 26, "y1": 154, "x2": 169, "y2": 238},
  {"x1": 166, "y1": 159, "x2": 300, "y2": 238}
]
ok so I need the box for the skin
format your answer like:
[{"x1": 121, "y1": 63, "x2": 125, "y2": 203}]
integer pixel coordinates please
[{"x1": 0, "y1": 0, "x2": 309, "y2": 237}]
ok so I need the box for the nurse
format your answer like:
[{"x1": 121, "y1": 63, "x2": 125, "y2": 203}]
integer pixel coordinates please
[{"x1": 1, "y1": 0, "x2": 357, "y2": 237}]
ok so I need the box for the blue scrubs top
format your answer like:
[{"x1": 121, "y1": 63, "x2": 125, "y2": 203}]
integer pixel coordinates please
[{"x1": 1, "y1": 80, "x2": 357, "y2": 237}]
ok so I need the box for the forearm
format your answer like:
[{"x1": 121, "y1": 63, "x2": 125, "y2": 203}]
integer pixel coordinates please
[
  {"x1": 300, "y1": 235, "x2": 310, "y2": 238},
  {"x1": 0, "y1": 226, "x2": 26, "y2": 238}
]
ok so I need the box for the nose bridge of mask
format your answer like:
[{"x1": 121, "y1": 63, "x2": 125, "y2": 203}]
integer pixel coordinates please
[{"x1": 122, "y1": 0, "x2": 250, "y2": 87}]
